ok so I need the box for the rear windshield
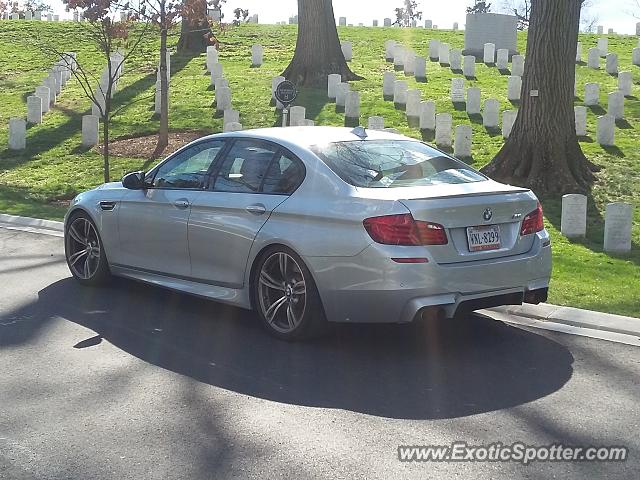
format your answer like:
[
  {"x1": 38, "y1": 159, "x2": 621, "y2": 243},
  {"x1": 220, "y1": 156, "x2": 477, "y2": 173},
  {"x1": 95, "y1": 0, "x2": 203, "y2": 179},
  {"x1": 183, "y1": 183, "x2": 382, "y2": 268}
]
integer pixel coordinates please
[{"x1": 311, "y1": 140, "x2": 486, "y2": 188}]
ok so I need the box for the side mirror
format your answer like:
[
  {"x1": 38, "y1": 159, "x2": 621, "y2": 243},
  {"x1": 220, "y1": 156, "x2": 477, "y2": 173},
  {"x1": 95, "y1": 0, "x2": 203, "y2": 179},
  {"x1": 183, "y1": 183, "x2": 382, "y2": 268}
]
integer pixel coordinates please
[{"x1": 122, "y1": 171, "x2": 146, "y2": 190}]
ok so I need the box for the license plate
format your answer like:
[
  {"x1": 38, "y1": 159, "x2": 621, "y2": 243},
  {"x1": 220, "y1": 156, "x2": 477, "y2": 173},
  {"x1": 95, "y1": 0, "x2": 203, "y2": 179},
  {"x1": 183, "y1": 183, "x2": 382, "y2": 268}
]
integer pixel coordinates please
[{"x1": 466, "y1": 225, "x2": 501, "y2": 252}]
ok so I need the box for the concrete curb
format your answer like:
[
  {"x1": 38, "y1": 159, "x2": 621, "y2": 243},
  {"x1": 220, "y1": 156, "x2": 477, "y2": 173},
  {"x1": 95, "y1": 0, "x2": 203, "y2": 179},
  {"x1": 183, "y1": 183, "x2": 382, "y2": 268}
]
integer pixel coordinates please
[
  {"x1": 488, "y1": 303, "x2": 640, "y2": 337},
  {"x1": 0, "y1": 213, "x2": 63, "y2": 232}
]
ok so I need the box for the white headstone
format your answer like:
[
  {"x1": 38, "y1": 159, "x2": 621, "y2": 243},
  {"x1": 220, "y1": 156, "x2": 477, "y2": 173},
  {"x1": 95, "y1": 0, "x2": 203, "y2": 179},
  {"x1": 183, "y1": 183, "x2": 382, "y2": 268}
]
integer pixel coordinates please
[
  {"x1": 415, "y1": 56, "x2": 427, "y2": 81},
  {"x1": 384, "y1": 40, "x2": 396, "y2": 61},
  {"x1": 289, "y1": 106, "x2": 306, "y2": 126},
  {"x1": 368, "y1": 116, "x2": 385, "y2": 130},
  {"x1": 215, "y1": 86, "x2": 232, "y2": 112},
  {"x1": 336, "y1": 82, "x2": 350, "y2": 107},
  {"x1": 25, "y1": 11, "x2": 32, "y2": 20},
  {"x1": 35, "y1": 11, "x2": 42, "y2": 20},
  {"x1": 428, "y1": 39, "x2": 440, "y2": 60},
  {"x1": 339, "y1": 17, "x2": 346, "y2": 26},
  {"x1": 341, "y1": 41, "x2": 353, "y2": 62},
  {"x1": 607, "y1": 91, "x2": 624, "y2": 119},
  {"x1": 393, "y1": 45, "x2": 405, "y2": 69},
  {"x1": 384, "y1": 18, "x2": 392, "y2": 27},
  {"x1": 224, "y1": 122, "x2": 243, "y2": 132},
  {"x1": 43, "y1": 77, "x2": 56, "y2": 106},
  {"x1": 634, "y1": 48, "x2": 640, "y2": 67},
  {"x1": 419, "y1": 101, "x2": 436, "y2": 130},
  {"x1": 403, "y1": 52, "x2": 416, "y2": 75},
  {"x1": 327, "y1": 74, "x2": 341, "y2": 99},
  {"x1": 81, "y1": 115, "x2": 99, "y2": 147},
  {"x1": 345, "y1": 91, "x2": 360, "y2": 119},
  {"x1": 463, "y1": 55, "x2": 475, "y2": 77},
  {"x1": 8, "y1": 118, "x2": 26, "y2": 150},
  {"x1": 406, "y1": 89, "x2": 422, "y2": 118},
  {"x1": 214, "y1": 77, "x2": 228, "y2": 92},
  {"x1": 574, "y1": 106, "x2": 587, "y2": 136},
  {"x1": 584, "y1": 83, "x2": 600, "y2": 106},
  {"x1": 383, "y1": 71, "x2": 395, "y2": 97},
  {"x1": 502, "y1": 110, "x2": 517, "y2": 139},
  {"x1": 92, "y1": 89, "x2": 106, "y2": 117},
  {"x1": 597, "y1": 25, "x2": 603, "y2": 35},
  {"x1": 26, "y1": 95, "x2": 42, "y2": 124},
  {"x1": 46, "y1": 13, "x2": 52, "y2": 21},
  {"x1": 450, "y1": 49, "x2": 462, "y2": 71},
  {"x1": 210, "y1": 63, "x2": 223, "y2": 84},
  {"x1": 597, "y1": 38, "x2": 608, "y2": 57},
  {"x1": 483, "y1": 43, "x2": 496, "y2": 64},
  {"x1": 393, "y1": 80, "x2": 408, "y2": 105},
  {"x1": 587, "y1": 48, "x2": 599, "y2": 69},
  {"x1": 575, "y1": 42, "x2": 582, "y2": 63},
  {"x1": 438, "y1": 43, "x2": 450, "y2": 65},
  {"x1": 561, "y1": 194, "x2": 587, "y2": 238},
  {"x1": 373, "y1": 20, "x2": 378, "y2": 27},
  {"x1": 251, "y1": 44, "x2": 263, "y2": 66},
  {"x1": 35, "y1": 85, "x2": 50, "y2": 113},
  {"x1": 453, "y1": 22, "x2": 459, "y2": 31},
  {"x1": 466, "y1": 87, "x2": 481, "y2": 115},
  {"x1": 596, "y1": 114, "x2": 615, "y2": 145},
  {"x1": 604, "y1": 203, "x2": 632, "y2": 254},
  {"x1": 454, "y1": 125, "x2": 472, "y2": 158},
  {"x1": 206, "y1": 46, "x2": 219, "y2": 71},
  {"x1": 223, "y1": 109, "x2": 239, "y2": 125},
  {"x1": 496, "y1": 48, "x2": 509, "y2": 70},
  {"x1": 605, "y1": 53, "x2": 618, "y2": 75},
  {"x1": 618, "y1": 72, "x2": 633, "y2": 97},
  {"x1": 425, "y1": 19, "x2": 432, "y2": 28},
  {"x1": 11, "y1": 13, "x2": 19, "y2": 20},
  {"x1": 483, "y1": 99, "x2": 500, "y2": 128},
  {"x1": 637, "y1": 22, "x2": 640, "y2": 36},
  {"x1": 303, "y1": 119, "x2": 315, "y2": 126},
  {"x1": 507, "y1": 76, "x2": 522, "y2": 102},
  {"x1": 271, "y1": 76, "x2": 285, "y2": 108},
  {"x1": 511, "y1": 55, "x2": 524, "y2": 77},
  {"x1": 451, "y1": 78, "x2": 465, "y2": 103},
  {"x1": 435, "y1": 113, "x2": 452, "y2": 147}
]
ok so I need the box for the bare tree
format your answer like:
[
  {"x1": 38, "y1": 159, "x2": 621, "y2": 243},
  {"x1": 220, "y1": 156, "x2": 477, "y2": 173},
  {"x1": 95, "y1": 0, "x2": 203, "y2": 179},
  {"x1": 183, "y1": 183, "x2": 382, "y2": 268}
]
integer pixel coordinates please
[
  {"x1": 481, "y1": 0, "x2": 598, "y2": 195},
  {"x1": 501, "y1": 0, "x2": 531, "y2": 29},
  {"x1": 282, "y1": 0, "x2": 362, "y2": 87},
  {"x1": 393, "y1": 0, "x2": 422, "y2": 27}
]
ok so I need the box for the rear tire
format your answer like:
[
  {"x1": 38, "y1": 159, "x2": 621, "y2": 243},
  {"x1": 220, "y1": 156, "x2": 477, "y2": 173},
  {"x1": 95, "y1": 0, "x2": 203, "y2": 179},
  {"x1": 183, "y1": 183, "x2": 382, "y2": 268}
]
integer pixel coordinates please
[
  {"x1": 65, "y1": 212, "x2": 111, "y2": 286},
  {"x1": 253, "y1": 246, "x2": 327, "y2": 341}
]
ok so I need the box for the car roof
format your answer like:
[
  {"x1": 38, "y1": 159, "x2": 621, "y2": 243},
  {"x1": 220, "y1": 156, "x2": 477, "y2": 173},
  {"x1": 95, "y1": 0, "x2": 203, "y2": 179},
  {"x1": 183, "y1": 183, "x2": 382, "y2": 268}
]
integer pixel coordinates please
[{"x1": 200, "y1": 126, "x2": 414, "y2": 148}]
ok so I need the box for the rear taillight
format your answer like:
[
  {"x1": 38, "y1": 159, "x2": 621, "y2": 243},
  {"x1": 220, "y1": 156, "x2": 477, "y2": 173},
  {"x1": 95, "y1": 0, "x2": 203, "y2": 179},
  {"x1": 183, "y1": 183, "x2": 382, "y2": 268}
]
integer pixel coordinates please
[
  {"x1": 520, "y1": 202, "x2": 544, "y2": 236},
  {"x1": 363, "y1": 214, "x2": 448, "y2": 246}
]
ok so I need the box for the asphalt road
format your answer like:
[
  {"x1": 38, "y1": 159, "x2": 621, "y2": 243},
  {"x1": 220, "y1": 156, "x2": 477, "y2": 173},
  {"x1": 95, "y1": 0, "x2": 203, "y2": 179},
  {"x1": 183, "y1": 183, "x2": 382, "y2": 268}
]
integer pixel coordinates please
[{"x1": 1, "y1": 228, "x2": 638, "y2": 480}]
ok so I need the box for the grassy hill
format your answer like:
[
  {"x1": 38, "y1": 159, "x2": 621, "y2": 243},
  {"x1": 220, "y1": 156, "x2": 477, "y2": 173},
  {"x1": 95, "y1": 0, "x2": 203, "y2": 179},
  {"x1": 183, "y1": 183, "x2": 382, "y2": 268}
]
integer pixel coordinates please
[{"x1": 0, "y1": 21, "x2": 638, "y2": 316}]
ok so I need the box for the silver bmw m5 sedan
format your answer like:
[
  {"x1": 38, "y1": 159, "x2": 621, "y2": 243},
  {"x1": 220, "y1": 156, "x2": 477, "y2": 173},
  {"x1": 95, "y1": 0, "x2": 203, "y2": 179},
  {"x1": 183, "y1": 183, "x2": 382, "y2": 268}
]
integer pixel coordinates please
[{"x1": 64, "y1": 126, "x2": 551, "y2": 340}]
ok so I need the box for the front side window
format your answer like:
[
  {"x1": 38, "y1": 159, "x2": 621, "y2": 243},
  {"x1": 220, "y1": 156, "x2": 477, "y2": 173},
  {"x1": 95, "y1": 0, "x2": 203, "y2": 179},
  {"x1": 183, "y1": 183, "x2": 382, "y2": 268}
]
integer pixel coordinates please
[
  {"x1": 212, "y1": 140, "x2": 279, "y2": 193},
  {"x1": 151, "y1": 140, "x2": 224, "y2": 189},
  {"x1": 311, "y1": 140, "x2": 487, "y2": 188}
]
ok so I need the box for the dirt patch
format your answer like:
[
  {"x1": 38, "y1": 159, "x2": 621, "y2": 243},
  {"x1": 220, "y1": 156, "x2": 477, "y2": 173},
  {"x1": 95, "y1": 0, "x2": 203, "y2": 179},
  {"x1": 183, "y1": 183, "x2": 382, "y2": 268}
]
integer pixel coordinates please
[{"x1": 104, "y1": 131, "x2": 211, "y2": 160}]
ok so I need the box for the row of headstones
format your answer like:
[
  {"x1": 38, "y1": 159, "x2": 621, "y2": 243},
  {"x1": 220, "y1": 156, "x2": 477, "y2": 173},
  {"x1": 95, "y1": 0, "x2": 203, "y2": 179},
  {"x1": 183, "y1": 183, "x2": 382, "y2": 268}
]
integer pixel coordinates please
[
  {"x1": 582, "y1": 38, "x2": 640, "y2": 69},
  {"x1": 339, "y1": 17, "x2": 458, "y2": 30},
  {"x1": 205, "y1": 46, "x2": 245, "y2": 132},
  {"x1": 561, "y1": 195, "x2": 632, "y2": 254},
  {"x1": 385, "y1": 40, "x2": 526, "y2": 81},
  {"x1": 597, "y1": 24, "x2": 640, "y2": 35},
  {"x1": 81, "y1": 52, "x2": 126, "y2": 146},
  {"x1": 580, "y1": 73, "x2": 631, "y2": 146},
  {"x1": 2, "y1": 11, "x2": 61, "y2": 20},
  {"x1": 8, "y1": 52, "x2": 77, "y2": 150}
]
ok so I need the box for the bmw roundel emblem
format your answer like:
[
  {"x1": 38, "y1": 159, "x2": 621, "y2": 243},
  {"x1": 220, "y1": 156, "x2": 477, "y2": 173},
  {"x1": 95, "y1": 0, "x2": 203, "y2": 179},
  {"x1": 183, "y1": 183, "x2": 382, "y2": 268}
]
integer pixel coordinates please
[{"x1": 483, "y1": 208, "x2": 493, "y2": 221}]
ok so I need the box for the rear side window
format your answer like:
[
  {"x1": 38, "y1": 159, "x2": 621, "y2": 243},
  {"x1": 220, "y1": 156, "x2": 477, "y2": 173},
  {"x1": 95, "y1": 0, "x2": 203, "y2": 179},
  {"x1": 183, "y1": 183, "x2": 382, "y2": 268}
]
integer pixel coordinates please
[
  {"x1": 311, "y1": 140, "x2": 486, "y2": 188},
  {"x1": 212, "y1": 141, "x2": 305, "y2": 195}
]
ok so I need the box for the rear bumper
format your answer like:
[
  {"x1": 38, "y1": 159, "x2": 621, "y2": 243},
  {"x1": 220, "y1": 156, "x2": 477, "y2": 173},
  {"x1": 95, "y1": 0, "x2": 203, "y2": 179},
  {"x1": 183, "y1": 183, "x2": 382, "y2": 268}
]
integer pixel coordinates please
[{"x1": 304, "y1": 231, "x2": 552, "y2": 323}]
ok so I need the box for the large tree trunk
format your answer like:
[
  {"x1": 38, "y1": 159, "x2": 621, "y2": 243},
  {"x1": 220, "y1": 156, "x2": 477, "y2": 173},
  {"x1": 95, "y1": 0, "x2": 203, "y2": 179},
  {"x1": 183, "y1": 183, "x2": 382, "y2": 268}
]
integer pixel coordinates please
[
  {"x1": 282, "y1": 0, "x2": 362, "y2": 87},
  {"x1": 480, "y1": 0, "x2": 598, "y2": 195},
  {"x1": 177, "y1": 0, "x2": 211, "y2": 53}
]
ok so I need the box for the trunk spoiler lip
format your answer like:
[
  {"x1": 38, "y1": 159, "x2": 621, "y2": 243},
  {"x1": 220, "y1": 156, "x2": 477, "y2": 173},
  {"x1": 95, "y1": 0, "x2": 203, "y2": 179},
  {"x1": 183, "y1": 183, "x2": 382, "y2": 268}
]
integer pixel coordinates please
[{"x1": 398, "y1": 188, "x2": 531, "y2": 201}]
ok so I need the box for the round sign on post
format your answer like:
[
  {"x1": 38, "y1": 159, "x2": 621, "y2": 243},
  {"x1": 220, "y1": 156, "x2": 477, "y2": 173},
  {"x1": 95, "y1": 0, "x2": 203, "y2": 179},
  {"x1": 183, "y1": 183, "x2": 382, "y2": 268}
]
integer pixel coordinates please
[{"x1": 275, "y1": 80, "x2": 298, "y2": 127}]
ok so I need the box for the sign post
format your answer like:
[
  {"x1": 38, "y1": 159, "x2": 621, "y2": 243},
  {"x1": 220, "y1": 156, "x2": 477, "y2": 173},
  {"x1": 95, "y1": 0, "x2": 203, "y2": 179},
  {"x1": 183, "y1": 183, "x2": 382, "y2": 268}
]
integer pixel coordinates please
[{"x1": 274, "y1": 80, "x2": 298, "y2": 127}]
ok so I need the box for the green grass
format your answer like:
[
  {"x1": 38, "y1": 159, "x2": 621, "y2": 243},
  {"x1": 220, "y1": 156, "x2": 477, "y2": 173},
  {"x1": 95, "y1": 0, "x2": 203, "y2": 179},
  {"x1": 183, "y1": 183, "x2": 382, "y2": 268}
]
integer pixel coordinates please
[{"x1": 0, "y1": 21, "x2": 638, "y2": 317}]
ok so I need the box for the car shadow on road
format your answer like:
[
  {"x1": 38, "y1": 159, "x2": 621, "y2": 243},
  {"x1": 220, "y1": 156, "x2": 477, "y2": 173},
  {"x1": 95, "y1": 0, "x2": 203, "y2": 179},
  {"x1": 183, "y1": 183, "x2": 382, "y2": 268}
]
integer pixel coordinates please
[{"x1": 4, "y1": 277, "x2": 574, "y2": 420}]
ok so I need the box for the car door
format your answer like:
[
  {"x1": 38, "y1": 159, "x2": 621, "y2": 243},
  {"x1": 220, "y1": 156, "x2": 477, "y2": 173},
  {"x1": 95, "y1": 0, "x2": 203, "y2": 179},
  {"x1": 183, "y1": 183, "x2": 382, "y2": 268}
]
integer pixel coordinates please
[
  {"x1": 115, "y1": 139, "x2": 225, "y2": 277},
  {"x1": 188, "y1": 139, "x2": 305, "y2": 287}
]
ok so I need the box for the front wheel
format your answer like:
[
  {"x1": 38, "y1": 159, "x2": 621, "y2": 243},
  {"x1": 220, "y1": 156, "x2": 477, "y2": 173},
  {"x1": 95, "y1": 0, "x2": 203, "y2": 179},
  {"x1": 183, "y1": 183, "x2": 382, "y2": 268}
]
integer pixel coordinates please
[
  {"x1": 65, "y1": 212, "x2": 111, "y2": 285},
  {"x1": 254, "y1": 247, "x2": 326, "y2": 340}
]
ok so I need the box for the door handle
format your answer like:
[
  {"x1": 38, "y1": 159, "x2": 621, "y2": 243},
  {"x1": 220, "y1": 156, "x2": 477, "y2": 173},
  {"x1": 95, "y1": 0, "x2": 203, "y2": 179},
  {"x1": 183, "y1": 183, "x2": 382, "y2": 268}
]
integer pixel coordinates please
[
  {"x1": 246, "y1": 204, "x2": 267, "y2": 215},
  {"x1": 174, "y1": 199, "x2": 190, "y2": 209}
]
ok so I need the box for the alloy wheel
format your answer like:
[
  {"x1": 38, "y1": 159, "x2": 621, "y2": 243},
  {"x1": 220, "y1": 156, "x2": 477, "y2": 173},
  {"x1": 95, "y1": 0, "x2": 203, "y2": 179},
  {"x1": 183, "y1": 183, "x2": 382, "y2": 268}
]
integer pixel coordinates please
[
  {"x1": 258, "y1": 252, "x2": 307, "y2": 334},
  {"x1": 66, "y1": 217, "x2": 102, "y2": 280}
]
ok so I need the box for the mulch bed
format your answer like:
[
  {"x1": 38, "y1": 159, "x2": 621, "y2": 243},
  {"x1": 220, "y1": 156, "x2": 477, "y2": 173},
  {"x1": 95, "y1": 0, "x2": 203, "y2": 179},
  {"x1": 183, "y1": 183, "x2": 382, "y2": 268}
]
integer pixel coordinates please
[{"x1": 102, "y1": 131, "x2": 211, "y2": 160}]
